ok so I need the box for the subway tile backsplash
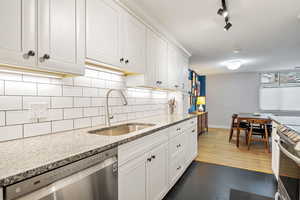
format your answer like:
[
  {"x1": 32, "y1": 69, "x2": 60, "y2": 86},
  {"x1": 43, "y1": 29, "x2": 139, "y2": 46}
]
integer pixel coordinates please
[{"x1": 0, "y1": 68, "x2": 168, "y2": 142}]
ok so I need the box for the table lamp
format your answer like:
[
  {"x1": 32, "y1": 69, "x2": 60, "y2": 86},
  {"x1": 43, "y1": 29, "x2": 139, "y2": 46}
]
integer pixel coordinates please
[{"x1": 197, "y1": 96, "x2": 206, "y2": 112}]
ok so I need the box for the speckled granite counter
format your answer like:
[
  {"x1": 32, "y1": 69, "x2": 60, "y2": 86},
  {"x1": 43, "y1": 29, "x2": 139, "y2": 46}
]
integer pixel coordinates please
[
  {"x1": 0, "y1": 114, "x2": 196, "y2": 187},
  {"x1": 271, "y1": 116, "x2": 300, "y2": 126}
]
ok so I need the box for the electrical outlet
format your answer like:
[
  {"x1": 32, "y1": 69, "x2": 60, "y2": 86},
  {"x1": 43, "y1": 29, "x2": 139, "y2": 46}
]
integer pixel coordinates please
[{"x1": 28, "y1": 102, "x2": 49, "y2": 121}]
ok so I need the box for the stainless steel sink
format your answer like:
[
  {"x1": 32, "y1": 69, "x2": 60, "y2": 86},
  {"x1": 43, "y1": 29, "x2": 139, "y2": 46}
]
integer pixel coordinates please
[{"x1": 88, "y1": 123, "x2": 156, "y2": 136}]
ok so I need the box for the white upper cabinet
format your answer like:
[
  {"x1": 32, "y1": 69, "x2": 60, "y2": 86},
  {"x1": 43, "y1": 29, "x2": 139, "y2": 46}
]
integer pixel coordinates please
[
  {"x1": 167, "y1": 44, "x2": 181, "y2": 90},
  {"x1": 0, "y1": 0, "x2": 36, "y2": 67},
  {"x1": 179, "y1": 54, "x2": 190, "y2": 92},
  {"x1": 125, "y1": 29, "x2": 168, "y2": 88},
  {"x1": 155, "y1": 33, "x2": 168, "y2": 88},
  {"x1": 0, "y1": 0, "x2": 85, "y2": 75},
  {"x1": 121, "y1": 12, "x2": 146, "y2": 74},
  {"x1": 86, "y1": 0, "x2": 122, "y2": 67},
  {"x1": 37, "y1": 0, "x2": 85, "y2": 75}
]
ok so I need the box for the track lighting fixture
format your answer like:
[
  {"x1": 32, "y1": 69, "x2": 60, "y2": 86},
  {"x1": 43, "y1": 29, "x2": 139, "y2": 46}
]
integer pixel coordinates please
[
  {"x1": 217, "y1": 8, "x2": 228, "y2": 18},
  {"x1": 217, "y1": 0, "x2": 232, "y2": 31},
  {"x1": 224, "y1": 21, "x2": 232, "y2": 31}
]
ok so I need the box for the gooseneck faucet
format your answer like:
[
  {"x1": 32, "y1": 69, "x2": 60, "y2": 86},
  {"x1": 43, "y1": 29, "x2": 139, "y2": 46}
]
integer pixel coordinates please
[{"x1": 105, "y1": 89, "x2": 128, "y2": 126}]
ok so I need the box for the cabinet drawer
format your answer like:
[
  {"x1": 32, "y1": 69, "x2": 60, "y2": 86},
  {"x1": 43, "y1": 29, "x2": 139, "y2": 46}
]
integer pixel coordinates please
[
  {"x1": 169, "y1": 132, "x2": 187, "y2": 160},
  {"x1": 118, "y1": 129, "x2": 168, "y2": 166},
  {"x1": 168, "y1": 123, "x2": 184, "y2": 138},
  {"x1": 169, "y1": 154, "x2": 185, "y2": 187},
  {"x1": 184, "y1": 118, "x2": 197, "y2": 129}
]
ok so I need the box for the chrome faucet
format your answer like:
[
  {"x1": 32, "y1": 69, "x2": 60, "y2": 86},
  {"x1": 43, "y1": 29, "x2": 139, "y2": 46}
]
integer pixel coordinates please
[{"x1": 105, "y1": 89, "x2": 128, "y2": 126}]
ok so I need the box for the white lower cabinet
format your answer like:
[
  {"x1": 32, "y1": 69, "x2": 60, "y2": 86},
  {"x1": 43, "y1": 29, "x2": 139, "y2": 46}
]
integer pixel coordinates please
[
  {"x1": 119, "y1": 154, "x2": 147, "y2": 200},
  {"x1": 147, "y1": 143, "x2": 169, "y2": 200},
  {"x1": 118, "y1": 118, "x2": 198, "y2": 200},
  {"x1": 0, "y1": 187, "x2": 3, "y2": 200},
  {"x1": 119, "y1": 143, "x2": 168, "y2": 200},
  {"x1": 272, "y1": 121, "x2": 280, "y2": 179}
]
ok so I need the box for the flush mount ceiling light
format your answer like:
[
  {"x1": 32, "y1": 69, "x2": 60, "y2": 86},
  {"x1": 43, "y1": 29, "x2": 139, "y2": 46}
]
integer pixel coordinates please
[
  {"x1": 225, "y1": 60, "x2": 242, "y2": 70},
  {"x1": 217, "y1": 0, "x2": 233, "y2": 31}
]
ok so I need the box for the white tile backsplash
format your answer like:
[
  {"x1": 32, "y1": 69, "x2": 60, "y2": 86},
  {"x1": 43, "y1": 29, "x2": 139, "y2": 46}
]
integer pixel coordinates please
[
  {"x1": 0, "y1": 125, "x2": 23, "y2": 141},
  {"x1": 0, "y1": 68, "x2": 168, "y2": 142},
  {"x1": 51, "y1": 97, "x2": 73, "y2": 108},
  {"x1": 0, "y1": 96, "x2": 22, "y2": 110},
  {"x1": 24, "y1": 122, "x2": 51, "y2": 137},
  {"x1": 0, "y1": 112, "x2": 5, "y2": 126},
  {"x1": 0, "y1": 80, "x2": 4, "y2": 95},
  {"x1": 83, "y1": 107, "x2": 99, "y2": 117},
  {"x1": 74, "y1": 118, "x2": 91, "y2": 129},
  {"x1": 52, "y1": 120, "x2": 73, "y2": 133},
  {"x1": 63, "y1": 86, "x2": 82, "y2": 97},
  {"x1": 5, "y1": 81, "x2": 37, "y2": 96},
  {"x1": 37, "y1": 84, "x2": 62, "y2": 96},
  {"x1": 6, "y1": 110, "x2": 32, "y2": 125},
  {"x1": 23, "y1": 97, "x2": 51, "y2": 109},
  {"x1": 74, "y1": 97, "x2": 91, "y2": 108},
  {"x1": 83, "y1": 87, "x2": 98, "y2": 97},
  {"x1": 64, "y1": 108, "x2": 83, "y2": 119}
]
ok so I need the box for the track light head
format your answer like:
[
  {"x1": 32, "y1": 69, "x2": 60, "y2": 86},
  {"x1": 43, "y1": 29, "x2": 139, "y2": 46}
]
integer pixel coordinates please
[
  {"x1": 217, "y1": 8, "x2": 228, "y2": 18},
  {"x1": 224, "y1": 22, "x2": 232, "y2": 31},
  {"x1": 217, "y1": 8, "x2": 224, "y2": 16}
]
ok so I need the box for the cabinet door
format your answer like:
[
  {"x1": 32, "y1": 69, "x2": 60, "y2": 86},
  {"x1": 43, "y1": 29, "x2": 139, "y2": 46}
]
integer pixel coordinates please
[
  {"x1": 156, "y1": 37, "x2": 168, "y2": 88},
  {"x1": 0, "y1": 0, "x2": 36, "y2": 67},
  {"x1": 37, "y1": 0, "x2": 85, "y2": 75},
  {"x1": 167, "y1": 44, "x2": 180, "y2": 89},
  {"x1": 147, "y1": 143, "x2": 168, "y2": 200},
  {"x1": 271, "y1": 122, "x2": 280, "y2": 179},
  {"x1": 145, "y1": 29, "x2": 158, "y2": 87},
  {"x1": 86, "y1": 0, "x2": 122, "y2": 67},
  {"x1": 190, "y1": 128, "x2": 198, "y2": 160},
  {"x1": 119, "y1": 155, "x2": 147, "y2": 200},
  {"x1": 122, "y1": 12, "x2": 146, "y2": 74},
  {"x1": 181, "y1": 55, "x2": 190, "y2": 92}
]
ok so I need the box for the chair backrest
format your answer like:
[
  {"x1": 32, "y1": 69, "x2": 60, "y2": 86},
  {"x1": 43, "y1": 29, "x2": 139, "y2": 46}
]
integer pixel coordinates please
[
  {"x1": 246, "y1": 119, "x2": 272, "y2": 126},
  {"x1": 231, "y1": 114, "x2": 238, "y2": 127}
]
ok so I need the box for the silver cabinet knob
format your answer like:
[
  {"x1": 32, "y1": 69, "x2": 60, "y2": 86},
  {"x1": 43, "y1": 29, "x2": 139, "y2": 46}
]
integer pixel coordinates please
[
  {"x1": 40, "y1": 54, "x2": 50, "y2": 62},
  {"x1": 23, "y1": 50, "x2": 35, "y2": 59}
]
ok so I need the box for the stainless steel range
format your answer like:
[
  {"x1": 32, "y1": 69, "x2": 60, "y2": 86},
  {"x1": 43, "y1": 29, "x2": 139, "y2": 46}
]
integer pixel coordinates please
[{"x1": 276, "y1": 125, "x2": 300, "y2": 200}]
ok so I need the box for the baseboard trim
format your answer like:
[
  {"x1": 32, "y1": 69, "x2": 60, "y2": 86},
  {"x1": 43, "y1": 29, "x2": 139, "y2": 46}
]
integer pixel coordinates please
[{"x1": 208, "y1": 124, "x2": 230, "y2": 129}]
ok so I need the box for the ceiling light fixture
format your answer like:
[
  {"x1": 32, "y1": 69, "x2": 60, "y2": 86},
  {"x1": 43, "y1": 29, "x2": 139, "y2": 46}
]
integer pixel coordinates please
[
  {"x1": 217, "y1": 0, "x2": 233, "y2": 31},
  {"x1": 226, "y1": 60, "x2": 242, "y2": 70}
]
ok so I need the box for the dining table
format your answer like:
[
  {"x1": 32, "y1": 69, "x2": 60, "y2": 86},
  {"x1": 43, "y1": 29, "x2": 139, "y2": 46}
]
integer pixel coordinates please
[{"x1": 236, "y1": 113, "x2": 272, "y2": 147}]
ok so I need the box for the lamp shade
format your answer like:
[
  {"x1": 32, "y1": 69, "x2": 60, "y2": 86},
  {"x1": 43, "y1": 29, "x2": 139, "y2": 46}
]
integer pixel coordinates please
[{"x1": 197, "y1": 96, "x2": 206, "y2": 105}]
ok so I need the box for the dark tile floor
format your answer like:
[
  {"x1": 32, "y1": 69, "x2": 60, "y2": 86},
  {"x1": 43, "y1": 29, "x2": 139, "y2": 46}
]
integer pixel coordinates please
[{"x1": 163, "y1": 161, "x2": 277, "y2": 200}]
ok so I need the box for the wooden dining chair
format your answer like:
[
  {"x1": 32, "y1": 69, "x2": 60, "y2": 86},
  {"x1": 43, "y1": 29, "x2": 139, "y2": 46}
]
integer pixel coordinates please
[
  {"x1": 229, "y1": 114, "x2": 249, "y2": 143},
  {"x1": 247, "y1": 119, "x2": 272, "y2": 152}
]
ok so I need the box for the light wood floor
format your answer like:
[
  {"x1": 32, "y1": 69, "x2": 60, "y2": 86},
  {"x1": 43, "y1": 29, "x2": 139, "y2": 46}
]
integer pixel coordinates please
[{"x1": 196, "y1": 128, "x2": 272, "y2": 174}]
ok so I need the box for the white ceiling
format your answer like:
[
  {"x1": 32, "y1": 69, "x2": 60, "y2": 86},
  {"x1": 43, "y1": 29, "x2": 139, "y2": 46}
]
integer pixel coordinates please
[{"x1": 121, "y1": 0, "x2": 300, "y2": 74}]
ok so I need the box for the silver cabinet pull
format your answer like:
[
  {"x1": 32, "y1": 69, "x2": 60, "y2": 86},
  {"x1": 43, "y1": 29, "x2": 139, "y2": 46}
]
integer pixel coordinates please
[
  {"x1": 40, "y1": 54, "x2": 50, "y2": 62},
  {"x1": 23, "y1": 50, "x2": 35, "y2": 59}
]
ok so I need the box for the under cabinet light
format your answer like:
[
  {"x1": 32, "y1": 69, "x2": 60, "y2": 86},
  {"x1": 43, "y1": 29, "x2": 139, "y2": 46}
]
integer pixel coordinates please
[{"x1": 0, "y1": 64, "x2": 65, "y2": 78}]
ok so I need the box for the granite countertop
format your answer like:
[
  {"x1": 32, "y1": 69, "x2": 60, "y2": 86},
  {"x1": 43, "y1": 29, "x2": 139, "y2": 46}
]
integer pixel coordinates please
[
  {"x1": 270, "y1": 116, "x2": 300, "y2": 126},
  {"x1": 0, "y1": 114, "x2": 196, "y2": 187}
]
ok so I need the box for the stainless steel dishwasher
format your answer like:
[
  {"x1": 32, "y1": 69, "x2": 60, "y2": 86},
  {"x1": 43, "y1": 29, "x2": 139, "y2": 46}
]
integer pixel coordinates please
[{"x1": 3, "y1": 148, "x2": 118, "y2": 200}]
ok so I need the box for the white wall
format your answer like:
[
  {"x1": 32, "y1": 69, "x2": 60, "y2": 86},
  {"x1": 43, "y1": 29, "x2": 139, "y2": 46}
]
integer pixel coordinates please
[{"x1": 206, "y1": 72, "x2": 260, "y2": 128}]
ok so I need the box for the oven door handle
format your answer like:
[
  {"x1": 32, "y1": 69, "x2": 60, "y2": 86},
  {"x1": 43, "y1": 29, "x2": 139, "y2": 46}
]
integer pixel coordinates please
[
  {"x1": 278, "y1": 141, "x2": 300, "y2": 166},
  {"x1": 274, "y1": 192, "x2": 281, "y2": 200}
]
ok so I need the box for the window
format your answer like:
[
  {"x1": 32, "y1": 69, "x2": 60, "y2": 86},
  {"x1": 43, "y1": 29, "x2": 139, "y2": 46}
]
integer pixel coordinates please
[
  {"x1": 280, "y1": 72, "x2": 300, "y2": 86},
  {"x1": 260, "y1": 72, "x2": 279, "y2": 87}
]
